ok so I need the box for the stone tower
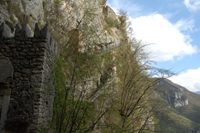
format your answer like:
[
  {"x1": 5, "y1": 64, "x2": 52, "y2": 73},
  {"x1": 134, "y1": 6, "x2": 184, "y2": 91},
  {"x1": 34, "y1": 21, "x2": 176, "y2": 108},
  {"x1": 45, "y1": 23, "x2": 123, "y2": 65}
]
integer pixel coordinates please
[{"x1": 0, "y1": 23, "x2": 56, "y2": 133}]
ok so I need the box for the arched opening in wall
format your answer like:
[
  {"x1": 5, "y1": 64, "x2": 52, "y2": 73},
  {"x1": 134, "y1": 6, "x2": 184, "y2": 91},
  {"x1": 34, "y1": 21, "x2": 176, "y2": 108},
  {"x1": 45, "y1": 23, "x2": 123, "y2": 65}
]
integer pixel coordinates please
[{"x1": 0, "y1": 55, "x2": 13, "y2": 131}]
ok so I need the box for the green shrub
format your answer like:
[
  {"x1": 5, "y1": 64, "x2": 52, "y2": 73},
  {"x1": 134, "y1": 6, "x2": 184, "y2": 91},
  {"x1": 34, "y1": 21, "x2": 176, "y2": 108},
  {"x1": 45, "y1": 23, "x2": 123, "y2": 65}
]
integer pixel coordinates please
[{"x1": 105, "y1": 17, "x2": 120, "y2": 29}]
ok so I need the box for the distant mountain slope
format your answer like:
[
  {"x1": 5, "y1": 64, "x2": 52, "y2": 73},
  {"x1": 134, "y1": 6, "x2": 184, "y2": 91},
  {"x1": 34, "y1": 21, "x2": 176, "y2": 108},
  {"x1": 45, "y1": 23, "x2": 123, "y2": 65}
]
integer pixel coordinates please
[
  {"x1": 153, "y1": 78, "x2": 200, "y2": 133},
  {"x1": 196, "y1": 91, "x2": 200, "y2": 95}
]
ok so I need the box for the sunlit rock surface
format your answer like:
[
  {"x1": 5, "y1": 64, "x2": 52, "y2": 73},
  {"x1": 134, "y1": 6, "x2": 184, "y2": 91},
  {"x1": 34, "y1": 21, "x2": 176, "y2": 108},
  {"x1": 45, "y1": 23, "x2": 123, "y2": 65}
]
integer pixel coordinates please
[{"x1": 155, "y1": 78, "x2": 189, "y2": 108}]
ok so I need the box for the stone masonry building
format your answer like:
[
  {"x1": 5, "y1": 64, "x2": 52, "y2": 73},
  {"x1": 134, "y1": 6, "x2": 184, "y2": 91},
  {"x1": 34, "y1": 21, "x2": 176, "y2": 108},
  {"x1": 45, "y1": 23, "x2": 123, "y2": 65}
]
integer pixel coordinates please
[{"x1": 0, "y1": 23, "x2": 56, "y2": 133}]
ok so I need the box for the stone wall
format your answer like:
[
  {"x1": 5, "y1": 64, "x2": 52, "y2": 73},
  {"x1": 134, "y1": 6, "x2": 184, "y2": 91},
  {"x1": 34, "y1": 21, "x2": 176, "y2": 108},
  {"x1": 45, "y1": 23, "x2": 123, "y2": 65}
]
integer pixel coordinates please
[{"x1": 0, "y1": 23, "x2": 56, "y2": 133}]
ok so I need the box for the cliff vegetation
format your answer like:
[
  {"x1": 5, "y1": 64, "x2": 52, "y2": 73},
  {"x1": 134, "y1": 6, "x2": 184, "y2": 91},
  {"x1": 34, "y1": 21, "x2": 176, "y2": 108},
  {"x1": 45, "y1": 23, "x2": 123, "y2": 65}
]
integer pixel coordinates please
[{"x1": 0, "y1": 0, "x2": 187, "y2": 133}]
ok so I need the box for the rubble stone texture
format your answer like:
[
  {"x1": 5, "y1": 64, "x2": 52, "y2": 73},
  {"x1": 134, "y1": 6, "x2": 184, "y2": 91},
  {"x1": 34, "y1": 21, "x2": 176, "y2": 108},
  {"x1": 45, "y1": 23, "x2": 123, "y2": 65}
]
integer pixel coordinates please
[{"x1": 0, "y1": 23, "x2": 56, "y2": 133}]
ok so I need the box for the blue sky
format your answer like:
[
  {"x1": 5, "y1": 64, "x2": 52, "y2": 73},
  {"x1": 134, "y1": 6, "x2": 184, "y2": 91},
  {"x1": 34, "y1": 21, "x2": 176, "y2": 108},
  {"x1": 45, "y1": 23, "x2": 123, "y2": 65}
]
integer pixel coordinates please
[{"x1": 107, "y1": 0, "x2": 200, "y2": 92}]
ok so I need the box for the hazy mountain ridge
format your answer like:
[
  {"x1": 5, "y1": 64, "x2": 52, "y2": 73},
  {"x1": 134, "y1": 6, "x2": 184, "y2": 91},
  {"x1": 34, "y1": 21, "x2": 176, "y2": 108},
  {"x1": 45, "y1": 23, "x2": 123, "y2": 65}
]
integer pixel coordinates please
[
  {"x1": 154, "y1": 78, "x2": 200, "y2": 133},
  {"x1": 196, "y1": 91, "x2": 200, "y2": 95}
]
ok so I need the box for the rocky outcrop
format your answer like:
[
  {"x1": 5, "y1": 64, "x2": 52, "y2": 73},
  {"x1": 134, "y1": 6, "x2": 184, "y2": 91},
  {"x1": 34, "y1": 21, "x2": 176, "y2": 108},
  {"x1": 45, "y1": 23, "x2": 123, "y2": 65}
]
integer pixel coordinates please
[
  {"x1": 155, "y1": 78, "x2": 189, "y2": 108},
  {"x1": 154, "y1": 78, "x2": 200, "y2": 132},
  {"x1": 0, "y1": 0, "x2": 52, "y2": 24}
]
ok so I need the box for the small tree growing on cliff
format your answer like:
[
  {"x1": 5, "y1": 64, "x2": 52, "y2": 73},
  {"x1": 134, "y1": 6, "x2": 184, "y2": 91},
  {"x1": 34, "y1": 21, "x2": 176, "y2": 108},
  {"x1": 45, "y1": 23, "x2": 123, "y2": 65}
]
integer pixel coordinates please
[
  {"x1": 100, "y1": 11, "x2": 167, "y2": 133},
  {"x1": 102, "y1": 41, "x2": 155, "y2": 132}
]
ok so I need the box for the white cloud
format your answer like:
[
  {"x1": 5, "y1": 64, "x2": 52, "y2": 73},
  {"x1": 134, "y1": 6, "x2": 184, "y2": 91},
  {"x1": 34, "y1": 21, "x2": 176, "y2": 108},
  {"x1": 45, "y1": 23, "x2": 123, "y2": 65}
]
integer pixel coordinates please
[
  {"x1": 184, "y1": 0, "x2": 200, "y2": 12},
  {"x1": 175, "y1": 19, "x2": 195, "y2": 32},
  {"x1": 169, "y1": 68, "x2": 200, "y2": 92},
  {"x1": 129, "y1": 14, "x2": 197, "y2": 62}
]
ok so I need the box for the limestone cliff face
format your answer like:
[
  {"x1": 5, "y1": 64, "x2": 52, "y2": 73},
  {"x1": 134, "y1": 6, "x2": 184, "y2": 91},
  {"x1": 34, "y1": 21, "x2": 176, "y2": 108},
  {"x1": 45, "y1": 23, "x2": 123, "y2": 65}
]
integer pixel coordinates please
[
  {"x1": 155, "y1": 78, "x2": 189, "y2": 108},
  {"x1": 0, "y1": 0, "x2": 121, "y2": 94},
  {"x1": 0, "y1": 0, "x2": 121, "y2": 47},
  {"x1": 0, "y1": 0, "x2": 53, "y2": 23},
  {"x1": 53, "y1": 0, "x2": 121, "y2": 48},
  {"x1": 0, "y1": 1, "x2": 123, "y2": 132}
]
